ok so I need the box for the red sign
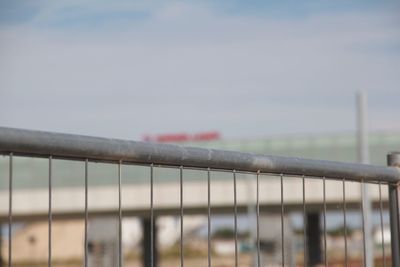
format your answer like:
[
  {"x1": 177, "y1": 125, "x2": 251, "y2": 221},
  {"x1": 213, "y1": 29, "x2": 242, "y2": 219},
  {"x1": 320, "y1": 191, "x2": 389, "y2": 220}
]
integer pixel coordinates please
[{"x1": 143, "y1": 131, "x2": 220, "y2": 143}]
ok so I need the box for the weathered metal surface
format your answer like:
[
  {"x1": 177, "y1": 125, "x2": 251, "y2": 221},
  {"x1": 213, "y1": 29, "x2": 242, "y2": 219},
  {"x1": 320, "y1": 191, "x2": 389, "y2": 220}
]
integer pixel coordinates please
[
  {"x1": 388, "y1": 152, "x2": 400, "y2": 267},
  {"x1": 0, "y1": 127, "x2": 399, "y2": 183}
]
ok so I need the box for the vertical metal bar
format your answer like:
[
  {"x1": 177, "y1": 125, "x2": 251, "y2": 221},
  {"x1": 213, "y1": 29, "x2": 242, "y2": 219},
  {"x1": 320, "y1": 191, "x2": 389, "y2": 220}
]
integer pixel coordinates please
[
  {"x1": 84, "y1": 159, "x2": 88, "y2": 267},
  {"x1": 302, "y1": 175, "x2": 307, "y2": 267},
  {"x1": 233, "y1": 170, "x2": 238, "y2": 267},
  {"x1": 378, "y1": 182, "x2": 386, "y2": 267},
  {"x1": 387, "y1": 152, "x2": 400, "y2": 267},
  {"x1": 8, "y1": 153, "x2": 12, "y2": 267},
  {"x1": 48, "y1": 156, "x2": 52, "y2": 267},
  {"x1": 256, "y1": 171, "x2": 261, "y2": 267},
  {"x1": 323, "y1": 176, "x2": 327, "y2": 267},
  {"x1": 180, "y1": 166, "x2": 184, "y2": 267},
  {"x1": 342, "y1": 179, "x2": 348, "y2": 267},
  {"x1": 361, "y1": 180, "x2": 367, "y2": 267},
  {"x1": 281, "y1": 174, "x2": 284, "y2": 267},
  {"x1": 150, "y1": 163, "x2": 154, "y2": 267},
  {"x1": 388, "y1": 183, "x2": 400, "y2": 267},
  {"x1": 118, "y1": 161, "x2": 122, "y2": 267},
  {"x1": 207, "y1": 168, "x2": 211, "y2": 267}
]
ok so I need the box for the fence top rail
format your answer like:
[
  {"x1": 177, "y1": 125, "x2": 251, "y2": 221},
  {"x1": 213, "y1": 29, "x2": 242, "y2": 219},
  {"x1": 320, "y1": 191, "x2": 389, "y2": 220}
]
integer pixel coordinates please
[{"x1": 0, "y1": 127, "x2": 399, "y2": 183}]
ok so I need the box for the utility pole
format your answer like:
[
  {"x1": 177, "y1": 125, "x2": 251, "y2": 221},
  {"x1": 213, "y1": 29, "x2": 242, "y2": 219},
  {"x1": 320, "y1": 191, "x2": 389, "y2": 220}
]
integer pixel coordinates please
[{"x1": 357, "y1": 92, "x2": 373, "y2": 267}]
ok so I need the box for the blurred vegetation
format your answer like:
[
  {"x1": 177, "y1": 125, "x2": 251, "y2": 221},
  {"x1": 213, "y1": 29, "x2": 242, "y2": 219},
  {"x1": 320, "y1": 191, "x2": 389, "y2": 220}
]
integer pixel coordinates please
[
  {"x1": 294, "y1": 225, "x2": 353, "y2": 237},
  {"x1": 161, "y1": 243, "x2": 209, "y2": 258},
  {"x1": 212, "y1": 228, "x2": 250, "y2": 239},
  {"x1": 327, "y1": 226, "x2": 354, "y2": 237}
]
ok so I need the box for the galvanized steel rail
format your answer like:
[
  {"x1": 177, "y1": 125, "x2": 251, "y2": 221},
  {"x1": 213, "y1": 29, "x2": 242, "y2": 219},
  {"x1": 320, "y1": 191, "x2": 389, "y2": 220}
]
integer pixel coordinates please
[
  {"x1": 1, "y1": 126, "x2": 400, "y2": 267},
  {"x1": 0, "y1": 127, "x2": 399, "y2": 183}
]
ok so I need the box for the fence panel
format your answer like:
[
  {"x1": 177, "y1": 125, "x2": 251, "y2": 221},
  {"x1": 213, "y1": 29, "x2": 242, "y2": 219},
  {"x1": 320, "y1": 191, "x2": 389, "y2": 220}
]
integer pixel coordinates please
[{"x1": 0, "y1": 127, "x2": 399, "y2": 267}]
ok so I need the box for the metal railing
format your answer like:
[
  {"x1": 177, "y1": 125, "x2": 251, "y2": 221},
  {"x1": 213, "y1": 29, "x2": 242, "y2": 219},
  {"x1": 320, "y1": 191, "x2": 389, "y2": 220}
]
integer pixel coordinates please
[{"x1": 0, "y1": 126, "x2": 399, "y2": 267}]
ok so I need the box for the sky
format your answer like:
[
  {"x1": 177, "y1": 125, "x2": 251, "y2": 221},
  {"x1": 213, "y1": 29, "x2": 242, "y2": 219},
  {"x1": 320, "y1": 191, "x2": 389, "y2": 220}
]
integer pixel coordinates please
[{"x1": 0, "y1": 1, "x2": 400, "y2": 140}]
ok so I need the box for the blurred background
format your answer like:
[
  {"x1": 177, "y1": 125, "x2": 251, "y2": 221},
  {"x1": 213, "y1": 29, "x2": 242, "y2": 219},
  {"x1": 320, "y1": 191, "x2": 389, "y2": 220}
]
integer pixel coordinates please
[
  {"x1": 1, "y1": 0, "x2": 400, "y2": 139},
  {"x1": 0, "y1": 1, "x2": 400, "y2": 266}
]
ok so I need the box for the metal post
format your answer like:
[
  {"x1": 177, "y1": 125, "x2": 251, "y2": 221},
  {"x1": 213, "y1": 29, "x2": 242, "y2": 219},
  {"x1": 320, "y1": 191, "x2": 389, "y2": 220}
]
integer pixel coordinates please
[
  {"x1": 0, "y1": 225, "x2": 3, "y2": 267},
  {"x1": 357, "y1": 91, "x2": 370, "y2": 165},
  {"x1": 387, "y1": 153, "x2": 400, "y2": 267},
  {"x1": 357, "y1": 91, "x2": 373, "y2": 267}
]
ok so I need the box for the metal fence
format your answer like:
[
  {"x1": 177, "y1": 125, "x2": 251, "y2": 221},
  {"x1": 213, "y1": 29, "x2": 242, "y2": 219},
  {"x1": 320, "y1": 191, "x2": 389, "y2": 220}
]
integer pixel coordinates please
[{"x1": 0, "y1": 127, "x2": 399, "y2": 267}]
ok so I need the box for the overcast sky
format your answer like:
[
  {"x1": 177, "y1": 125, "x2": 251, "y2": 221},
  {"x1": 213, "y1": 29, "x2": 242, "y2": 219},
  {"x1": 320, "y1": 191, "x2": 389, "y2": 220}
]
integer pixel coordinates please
[{"x1": 1, "y1": 1, "x2": 399, "y2": 140}]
